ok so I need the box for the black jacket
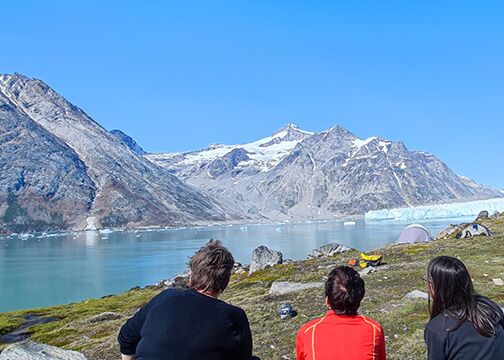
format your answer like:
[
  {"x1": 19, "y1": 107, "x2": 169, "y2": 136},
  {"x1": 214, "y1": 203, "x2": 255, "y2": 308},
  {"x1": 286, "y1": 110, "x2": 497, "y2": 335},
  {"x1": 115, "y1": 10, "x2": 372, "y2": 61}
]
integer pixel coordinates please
[
  {"x1": 118, "y1": 288, "x2": 254, "y2": 360},
  {"x1": 424, "y1": 297, "x2": 504, "y2": 360}
]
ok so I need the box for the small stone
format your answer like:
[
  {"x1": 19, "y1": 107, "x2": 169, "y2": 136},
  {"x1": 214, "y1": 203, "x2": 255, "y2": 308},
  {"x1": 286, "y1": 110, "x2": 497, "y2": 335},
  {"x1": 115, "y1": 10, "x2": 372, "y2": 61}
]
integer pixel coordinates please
[
  {"x1": 269, "y1": 281, "x2": 323, "y2": 296},
  {"x1": 492, "y1": 278, "x2": 504, "y2": 286},
  {"x1": 87, "y1": 312, "x2": 122, "y2": 323},
  {"x1": 360, "y1": 267, "x2": 375, "y2": 275},
  {"x1": 403, "y1": 290, "x2": 429, "y2": 301}
]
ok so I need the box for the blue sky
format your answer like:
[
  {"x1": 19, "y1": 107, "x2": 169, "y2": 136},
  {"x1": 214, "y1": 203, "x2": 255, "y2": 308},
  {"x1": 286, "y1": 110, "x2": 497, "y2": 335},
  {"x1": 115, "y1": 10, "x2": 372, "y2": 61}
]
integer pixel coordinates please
[{"x1": 1, "y1": 1, "x2": 503, "y2": 188}]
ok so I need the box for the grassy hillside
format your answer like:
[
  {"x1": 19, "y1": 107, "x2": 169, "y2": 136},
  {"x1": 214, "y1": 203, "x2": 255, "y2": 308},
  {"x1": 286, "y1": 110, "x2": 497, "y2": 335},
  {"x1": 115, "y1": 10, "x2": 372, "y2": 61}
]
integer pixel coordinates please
[{"x1": 1, "y1": 216, "x2": 503, "y2": 359}]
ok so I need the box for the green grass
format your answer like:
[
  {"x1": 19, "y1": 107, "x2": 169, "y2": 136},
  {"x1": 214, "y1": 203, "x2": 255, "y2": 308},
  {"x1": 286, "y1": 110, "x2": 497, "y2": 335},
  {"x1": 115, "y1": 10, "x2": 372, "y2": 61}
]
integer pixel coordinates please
[{"x1": 1, "y1": 216, "x2": 503, "y2": 359}]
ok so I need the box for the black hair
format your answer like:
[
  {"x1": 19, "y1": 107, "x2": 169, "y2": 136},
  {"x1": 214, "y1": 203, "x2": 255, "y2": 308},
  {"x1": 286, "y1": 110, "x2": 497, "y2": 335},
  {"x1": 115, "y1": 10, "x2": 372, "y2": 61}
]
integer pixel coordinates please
[
  {"x1": 427, "y1": 256, "x2": 501, "y2": 337},
  {"x1": 325, "y1": 266, "x2": 365, "y2": 315}
]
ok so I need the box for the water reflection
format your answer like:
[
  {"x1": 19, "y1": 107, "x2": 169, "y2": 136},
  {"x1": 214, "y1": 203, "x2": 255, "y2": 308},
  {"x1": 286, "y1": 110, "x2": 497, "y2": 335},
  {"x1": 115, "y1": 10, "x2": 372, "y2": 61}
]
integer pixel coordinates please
[{"x1": 0, "y1": 217, "x2": 472, "y2": 312}]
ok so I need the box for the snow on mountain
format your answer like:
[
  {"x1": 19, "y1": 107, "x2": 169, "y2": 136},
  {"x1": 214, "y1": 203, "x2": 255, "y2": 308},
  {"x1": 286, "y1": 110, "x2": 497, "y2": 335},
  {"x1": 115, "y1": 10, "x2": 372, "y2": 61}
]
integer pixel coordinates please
[
  {"x1": 147, "y1": 124, "x2": 313, "y2": 173},
  {"x1": 147, "y1": 124, "x2": 502, "y2": 218},
  {"x1": 365, "y1": 197, "x2": 504, "y2": 221}
]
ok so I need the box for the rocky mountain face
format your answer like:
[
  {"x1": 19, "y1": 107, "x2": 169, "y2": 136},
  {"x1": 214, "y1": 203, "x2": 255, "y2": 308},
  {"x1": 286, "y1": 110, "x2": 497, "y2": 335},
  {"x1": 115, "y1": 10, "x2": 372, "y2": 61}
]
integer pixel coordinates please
[
  {"x1": 109, "y1": 129, "x2": 146, "y2": 155},
  {"x1": 1, "y1": 73, "x2": 499, "y2": 231},
  {"x1": 147, "y1": 125, "x2": 502, "y2": 219},
  {"x1": 0, "y1": 73, "x2": 237, "y2": 232}
]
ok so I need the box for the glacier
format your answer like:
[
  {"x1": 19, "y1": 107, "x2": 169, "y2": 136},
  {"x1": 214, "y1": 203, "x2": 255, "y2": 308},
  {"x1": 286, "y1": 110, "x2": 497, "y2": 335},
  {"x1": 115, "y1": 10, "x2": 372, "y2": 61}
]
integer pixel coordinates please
[{"x1": 365, "y1": 198, "x2": 504, "y2": 221}]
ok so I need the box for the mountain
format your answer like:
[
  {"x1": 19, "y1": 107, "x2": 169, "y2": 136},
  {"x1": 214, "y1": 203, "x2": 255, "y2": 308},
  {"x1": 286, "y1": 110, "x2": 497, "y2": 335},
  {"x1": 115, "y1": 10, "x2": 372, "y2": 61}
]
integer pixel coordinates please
[
  {"x1": 0, "y1": 73, "x2": 237, "y2": 232},
  {"x1": 109, "y1": 129, "x2": 146, "y2": 155},
  {"x1": 147, "y1": 125, "x2": 502, "y2": 218},
  {"x1": 1, "y1": 73, "x2": 499, "y2": 231},
  {"x1": 0, "y1": 90, "x2": 96, "y2": 231}
]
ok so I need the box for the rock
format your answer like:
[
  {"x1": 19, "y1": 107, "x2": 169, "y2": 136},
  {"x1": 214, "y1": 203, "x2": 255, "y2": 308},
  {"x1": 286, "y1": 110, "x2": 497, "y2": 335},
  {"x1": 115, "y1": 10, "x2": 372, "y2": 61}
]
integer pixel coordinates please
[
  {"x1": 269, "y1": 281, "x2": 323, "y2": 296},
  {"x1": 476, "y1": 210, "x2": 489, "y2": 220},
  {"x1": 232, "y1": 262, "x2": 248, "y2": 274},
  {"x1": 490, "y1": 211, "x2": 501, "y2": 219},
  {"x1": 492, "y1": 278, "x2": 504, "y2": 286},
  {"x1": 307, "y1": 243, "x2": 352, "y2": 259},
  {"x1": 359, "y1": 267, "x2": 375, "y2": 275},
  {"x1": 86, "y1": 312, "x2": 122, "y2": 323},
  {"x1": 403, "y1": 290, "x2": 429, "y2": 301},
  {"x1": 84, "y1": 217, "x2": 101, "y2": 231},
  {"x1": 164, "y1": 272, "x2": 190, "y2": 289},
  {"x1": 249, "y1": 246, "x2": 283, "y2": 274},
  {"x1": 359, "y1": 265, "x2": 389, "y2": 276},
  {"x1": 0, "y1": 341, "x2": 87, "y2": 360}
]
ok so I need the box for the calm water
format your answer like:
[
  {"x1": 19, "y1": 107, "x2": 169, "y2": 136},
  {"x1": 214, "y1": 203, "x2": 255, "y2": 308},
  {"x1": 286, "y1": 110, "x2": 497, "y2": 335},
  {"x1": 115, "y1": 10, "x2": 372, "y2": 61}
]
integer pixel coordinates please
[{"x1": 0, "y1": 217, "x2": 471, "y2": 312}]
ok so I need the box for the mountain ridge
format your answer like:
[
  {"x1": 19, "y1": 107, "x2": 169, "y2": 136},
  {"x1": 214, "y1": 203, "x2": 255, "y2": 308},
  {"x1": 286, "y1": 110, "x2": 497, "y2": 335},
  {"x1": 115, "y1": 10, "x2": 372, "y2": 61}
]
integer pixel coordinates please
[
  {"x1": 1, "y1": 73, "x2": 500, "y2": 232},
  {"x1": 147, "y1": 123, "x2": 501, "y2": 218},
  {"x1": 0, "y1": 73, "x2": 240, "y2": 232}
]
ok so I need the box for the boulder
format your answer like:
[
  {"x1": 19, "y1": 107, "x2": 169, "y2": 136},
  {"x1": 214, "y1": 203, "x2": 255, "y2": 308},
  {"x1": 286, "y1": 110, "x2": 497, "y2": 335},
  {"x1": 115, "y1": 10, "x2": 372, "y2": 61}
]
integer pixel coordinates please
[
  {"x1": 403, "y1": 290, "x2": 429, "y2": 301},
  {"x1": 249, "y1": 246, "x2": 283, "y2": 274},
  {"x1": 490, "y1": 211, "x2": 501, "y2": 219},
  {"x1": 307, "y1": 243, "x2": 352, "y2": 259},
  {"x1": 163, "y1": 271, "x2": 190, "y2": 289},
  {"x1": 269, "y1": 281, "x2": 323, "y2": 296},
  {"x1": 0, "y1": 341, "x2": 87, "y2": 360},
  {"x1": 476, "y1": 210, "x2": 489, "y2": 220},
  {"x1": 233, "y1": 262, "x2": 248, "y2": 274}
]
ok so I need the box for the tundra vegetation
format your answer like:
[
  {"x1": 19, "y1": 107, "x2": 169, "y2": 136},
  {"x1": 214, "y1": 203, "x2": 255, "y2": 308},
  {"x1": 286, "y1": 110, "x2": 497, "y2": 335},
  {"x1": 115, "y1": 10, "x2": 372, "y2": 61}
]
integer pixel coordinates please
[{"x1": 1, "y1": 216, "x2": 503, "y2": 359}]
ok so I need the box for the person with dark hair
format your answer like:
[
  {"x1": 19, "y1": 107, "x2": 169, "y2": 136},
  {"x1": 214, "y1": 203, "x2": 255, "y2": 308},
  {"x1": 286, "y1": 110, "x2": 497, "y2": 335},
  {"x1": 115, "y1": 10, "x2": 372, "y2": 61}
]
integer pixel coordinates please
[
  {"x1": 424, "y1": 256, "x2": 504, "y2": 360},
  {"x1": 118, "y1": 240, "x2": 257, "y2": 360},
  {"x1": 296, "y1": 266, "x2": 386, "y2": 360}
]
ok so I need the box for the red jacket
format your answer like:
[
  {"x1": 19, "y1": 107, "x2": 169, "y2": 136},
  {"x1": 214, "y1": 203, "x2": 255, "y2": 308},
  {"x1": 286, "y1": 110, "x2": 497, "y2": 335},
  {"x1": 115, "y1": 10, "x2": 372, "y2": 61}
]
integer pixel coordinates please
[{"x1": 296, "y1": 311, "x2": 386, "y2": 360}]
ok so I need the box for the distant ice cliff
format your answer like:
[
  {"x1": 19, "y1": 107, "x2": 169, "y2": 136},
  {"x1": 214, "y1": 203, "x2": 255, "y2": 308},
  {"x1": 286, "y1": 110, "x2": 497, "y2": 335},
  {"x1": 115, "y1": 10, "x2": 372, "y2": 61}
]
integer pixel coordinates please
[{"x1": 365, "y1": 198, "x2": 504, "y2": 221}]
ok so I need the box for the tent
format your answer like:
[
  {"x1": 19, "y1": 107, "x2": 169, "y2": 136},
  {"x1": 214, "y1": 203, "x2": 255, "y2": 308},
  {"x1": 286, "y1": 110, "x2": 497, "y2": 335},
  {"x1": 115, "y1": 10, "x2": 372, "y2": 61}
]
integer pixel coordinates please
[
  {"x1": 396, "y1": 224, "x2": 432, "y2": 244},
  {"x1": 456, "y1": 223, "x2": 492, "y2": 238}
]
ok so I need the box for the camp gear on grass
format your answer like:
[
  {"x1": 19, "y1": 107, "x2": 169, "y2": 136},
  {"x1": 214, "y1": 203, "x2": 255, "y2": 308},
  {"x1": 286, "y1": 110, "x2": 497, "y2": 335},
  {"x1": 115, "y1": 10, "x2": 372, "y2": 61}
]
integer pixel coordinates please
[
  {"x1": 456, "y1": 223, "x2": 492, "y2": 238},
  {"x1": 359, "y1": 253, "x2": 382, "y2": 268},
  {"x1": 279, "y1": 303, "x2": 293, "y2": 320},
  {"x1": 348, "y1": 259, "x2": 358, "y2": 266},
  {"x1": 396, "y1": 224, "x2": 432, "y2": 244}
]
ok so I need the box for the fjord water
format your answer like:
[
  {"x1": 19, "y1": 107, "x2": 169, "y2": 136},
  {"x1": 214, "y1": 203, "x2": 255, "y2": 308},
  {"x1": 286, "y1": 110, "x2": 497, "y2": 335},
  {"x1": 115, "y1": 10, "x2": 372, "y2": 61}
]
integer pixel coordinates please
[{"x1": 0, "y1": 218, "x2": 471, "y2": 312}]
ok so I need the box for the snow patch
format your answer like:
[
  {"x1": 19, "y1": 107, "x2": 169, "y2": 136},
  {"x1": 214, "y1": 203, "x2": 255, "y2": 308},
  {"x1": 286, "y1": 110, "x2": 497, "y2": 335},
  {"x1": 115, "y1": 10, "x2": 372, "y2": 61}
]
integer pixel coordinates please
[
  {"x1": 352, "y1": 137, "x2": 377, "y2": 149},
  {"x1": 149, "y1": 125, "x2": 311, "y2": 172}
]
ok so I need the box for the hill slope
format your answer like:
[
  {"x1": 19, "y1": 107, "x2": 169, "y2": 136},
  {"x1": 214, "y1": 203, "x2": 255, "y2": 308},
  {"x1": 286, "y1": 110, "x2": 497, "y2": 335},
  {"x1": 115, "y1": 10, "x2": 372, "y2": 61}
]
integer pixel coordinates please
[{"x1": 1, "y1": 216, "x2": 502, "y2": 359}]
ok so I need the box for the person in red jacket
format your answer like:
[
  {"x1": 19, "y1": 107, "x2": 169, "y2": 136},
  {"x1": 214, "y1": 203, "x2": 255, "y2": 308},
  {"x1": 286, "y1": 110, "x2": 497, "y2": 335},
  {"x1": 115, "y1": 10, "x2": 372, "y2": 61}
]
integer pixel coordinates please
[{"x1": 296, "y1": 266, "x2": 386, "y2": 360}]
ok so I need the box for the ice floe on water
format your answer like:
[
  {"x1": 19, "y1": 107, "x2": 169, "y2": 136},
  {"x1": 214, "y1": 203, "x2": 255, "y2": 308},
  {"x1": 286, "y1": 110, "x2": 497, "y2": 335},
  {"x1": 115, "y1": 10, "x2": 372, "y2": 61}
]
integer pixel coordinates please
[{"x1": 365, "y1": 198, "x2": 504, "y2": 221}]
